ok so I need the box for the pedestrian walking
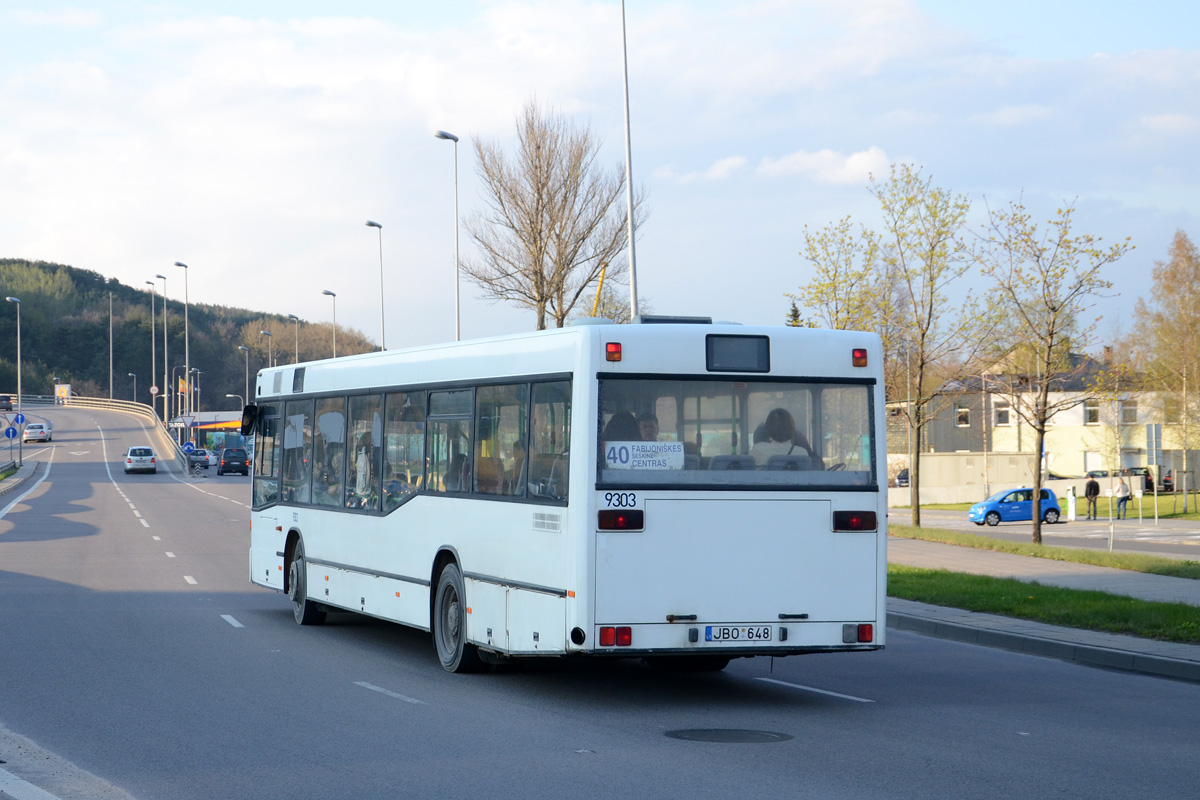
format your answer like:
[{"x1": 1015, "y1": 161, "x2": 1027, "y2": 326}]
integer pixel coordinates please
[
  {"x1": 1115, "y1": 477, "x2": 1131, "y2": 519},
  {"x1": 1085, "y1": 476, "x2": 1100, "y2": 520}
]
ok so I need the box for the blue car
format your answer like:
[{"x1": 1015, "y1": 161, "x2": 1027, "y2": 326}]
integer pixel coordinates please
[{"x1": 969, "y1": 487, "x2": 1061, "y2": 526}]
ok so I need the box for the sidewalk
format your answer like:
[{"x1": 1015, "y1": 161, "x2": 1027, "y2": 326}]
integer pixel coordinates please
[
  {"x1": 0, "y1": 460, "x2": 39, "y2": 499},
  {"x1": 888, "y1": 537, "x2": 1200, "y2": 682}
]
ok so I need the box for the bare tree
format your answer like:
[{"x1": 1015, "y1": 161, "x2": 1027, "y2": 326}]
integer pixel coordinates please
[
  {"x1": 465, "y1": 100, "x2": 647, "y2": 329},
  {"x1": 976, "y1": 198, "x2": 1132, "y2": 544}
]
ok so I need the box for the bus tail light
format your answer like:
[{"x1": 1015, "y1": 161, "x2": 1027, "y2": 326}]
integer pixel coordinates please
[
  {"x1": 606, "y1": 342, "x2": 622, "y2": 362},
  {"x1": 833, "y1": 511, "x2": 877, "y2": 531},
  {"x1": 852, "y1": 348, "x2": 867, "y2": 367},
  {"x1": 843, "y1": 623, "x2": 874, "y2": 643},
  {"x1": 599, "y1": 509, "x2": 644, "y2": 530},
  {"x1": 599, "y1": 626, "x2": 632, "y2": 646}
]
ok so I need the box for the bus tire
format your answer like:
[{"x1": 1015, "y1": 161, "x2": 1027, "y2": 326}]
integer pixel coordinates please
[
  {"x1": 433, "y1": 563, "x2": 486, "y2": 673},
  {"x1": 289, "y1": 538, "x2": 326, "y2": 626}
]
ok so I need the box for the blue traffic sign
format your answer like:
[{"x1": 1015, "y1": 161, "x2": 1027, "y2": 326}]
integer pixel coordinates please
[
  {"x1": 4, "y1": 427, "x2": 15, "y2": 439},
  {"x1": 12, "y1": 413, "x2": 24, "y2": 425},
  {"x1": 182, "y1": 442, "x2": 195, "y2": 453}
]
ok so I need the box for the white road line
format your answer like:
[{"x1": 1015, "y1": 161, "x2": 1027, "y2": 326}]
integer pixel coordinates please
[
  {"x1": 165, "y1": 552, "x2": 175, "y2": 558},
  {"x1": 0, "y1": 766, "x2": 63, "y2": 800},
  {"x1": 354, "y1": 681, "x2": 426, "y2": 705},
  {"x1": 139, "y1": 519, "x2": 149, "y2": 528},
  {"x1": 133, "y1": 510, "x2": 142, "y2": 518},
  {"x1": 0, "y1": 450, "x2": 55, "y2": 519},
  {"x1": 756, "y1": 677, "x2": 874, "y2": 703},
  {"x1": 221, "y1": 615, "x2": 244, "y2": 628},
  {"x1": 184, "y1": 576, "x2": 197, "y2": 585},
  {"x1": 152, "y1": 535, "x2": 161, "y2": 541}
]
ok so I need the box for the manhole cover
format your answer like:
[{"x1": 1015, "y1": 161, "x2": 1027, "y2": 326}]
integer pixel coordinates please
[{"x1": 664, "y1": 729, "x2": 793, "y2": 743}]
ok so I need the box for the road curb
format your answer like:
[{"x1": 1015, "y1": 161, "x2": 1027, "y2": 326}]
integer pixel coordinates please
[
  {"x1": 0, "y1": 461, "x2": 40, "y2": 498},
  {"x1": 887, "y1": 605, "x2": 1200, "y2": 683}
]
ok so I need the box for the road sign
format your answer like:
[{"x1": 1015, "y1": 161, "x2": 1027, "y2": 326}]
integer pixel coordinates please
[
  {"x1": 4, "y1": 427, "x2": 15, "y2": 439},
  {"x1": 13, "y1": 413, "x2": 24, "y2": 425},
  {"x1": 150, "y1": 385, "x2": 159, "y2": 395},
  {"x1": 182, "y1": 442, "x2": 195, "y2": 453}
]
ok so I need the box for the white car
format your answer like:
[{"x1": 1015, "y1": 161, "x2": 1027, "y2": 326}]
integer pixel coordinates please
[
  {"x1": 124, "y1": 446, "x2": 156, "y2": 474},
  {"x1": 23, "y1": 423, "x2": 51, "y2": 442}
]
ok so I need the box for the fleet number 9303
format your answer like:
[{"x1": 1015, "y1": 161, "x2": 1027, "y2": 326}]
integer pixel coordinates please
[{"x1": 603, "y1": 492, "x2": 637, "y2": 508}]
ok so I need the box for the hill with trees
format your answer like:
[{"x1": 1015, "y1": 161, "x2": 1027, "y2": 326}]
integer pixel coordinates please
[{"x1": 0, "y1": 258, "x2": 375, "y2": 412}]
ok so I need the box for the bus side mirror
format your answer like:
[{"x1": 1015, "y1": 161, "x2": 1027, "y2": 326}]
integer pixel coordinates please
[{"x1": 241, "y1": 404, "x2": 258, "y2": 437}]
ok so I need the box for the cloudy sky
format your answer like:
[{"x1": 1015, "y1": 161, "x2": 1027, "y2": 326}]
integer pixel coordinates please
[{"x1": 2, "y1": 0, "x2": 1197, "y2": 349}]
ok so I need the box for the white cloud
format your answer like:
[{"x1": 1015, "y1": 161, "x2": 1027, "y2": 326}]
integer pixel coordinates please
[
  {"x1": 6, "y1": 8, "x2": 102, "y2": 27},
  {"x1": 756, "y1": 146, "x2": 889, "y2": 185},
  {"x1": 652, "y1": 155, "x2": 747, "y2": 183},
  {"x1": 1140, "y1": 113, "x2": 1200, "y2": 136}
]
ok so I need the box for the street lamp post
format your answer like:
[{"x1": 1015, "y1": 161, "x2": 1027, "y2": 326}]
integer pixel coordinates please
[
  {"x1": 128, "y1": 373, "x2": 137, "y2": 402},
  {"x1": 173, "y1": 262, "x2": 190, "y2": 415},
  {"x1": 322, "y1": 290, "x2": 337, "y2": 357},
  {"x1": 145, "y1": 281, "x2": 158, "y2": 420},
  {"x1": 225, "y1": 393, "x2": 244, "y2": 409},
  {"x1": 366, "y1": 220, "x2": 385, "y2": 350},
  {"x1": 171, "y1": 365, "x2": 185, "y2": 443},
  {"x1": 260, "y1": 330, "x2": 273, "y2": 367},
  {"x1": 191, "y1": 368, "x2": 202, "y2": 413},
  {"x1": 434, "y1": 130, "x2": 461, "y2": 341},
  {"x1": 5, "y1": 297, "x2": 21, "y2": 465},
  {"x1": 288, "y1": 314, "x2": 300, "y2": 363},
  {"x1": 238, "y1": 345, "x2": 250, "y2": 404},
  {"x1": 156, "y1": 274, "x2": 169, "y2": 424}
]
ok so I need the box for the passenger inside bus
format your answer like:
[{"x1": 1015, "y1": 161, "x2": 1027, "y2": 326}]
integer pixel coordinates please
[
  {"x1": 638, "y1": 412, "x2": 659, "y2": 441},
  {"x1": 750, "y1": 408, "x2": 820, "y2": 468},
  {"x1": 602, "y1": 411, "x2": 640, "y2": 443}
]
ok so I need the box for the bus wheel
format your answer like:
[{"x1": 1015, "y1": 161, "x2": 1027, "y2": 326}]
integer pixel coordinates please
[
  {"x1": 289, "y1": 538, "x2": 326, "y2": 626},
  {"x1": 644, "y1": 656, "x2": 730, "y2": 672},
  {"x1": 433, "y1": 563, "x2": 486, "y2": 673}
]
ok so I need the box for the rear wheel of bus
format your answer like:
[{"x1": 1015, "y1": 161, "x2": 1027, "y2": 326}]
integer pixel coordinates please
[{"x1": 433, "y1": 562, "x2": 486, "y2": 673}]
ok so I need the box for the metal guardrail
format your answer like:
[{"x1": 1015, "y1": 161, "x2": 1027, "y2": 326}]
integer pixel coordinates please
[{"x1": 7, "y1": 393, "x2": 189, "y2": 472}]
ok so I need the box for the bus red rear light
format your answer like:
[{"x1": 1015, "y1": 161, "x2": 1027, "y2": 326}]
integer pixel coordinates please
[
  {"x1": 852, "y1": 348, "x2": 868, "y2": 367},
  {"x1": 606, "y1": 342, "x2": 622, "y2": 362},
  {"x1": 858, "y1": 624, "x2": 874, "y2": 643},
  {"x1": 600, "y1": 626, "x2": 616, "y2": 646},
  {"x1": 598, "y1": 509, "x2": 644, "y2": 530},
  {"x1": 833, "y1": 511, "x2": 877, "y2": 531},
  {"x1": 616, "y1": 626, "x2": 632, "y2": 646}
]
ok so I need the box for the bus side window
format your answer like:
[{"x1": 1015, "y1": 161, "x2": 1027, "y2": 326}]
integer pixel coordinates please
[
  {"x1": 282, "y1": 399, "x2": 314, "y2": 504},
  {"x1": 345, "y1": 394, "x2": 383, "y2": 511},
  {"x1": 383, "y1": 390, "x2": 425, "y2": 511},
  {"x1": 312, "y1": 397, "x2": 347, "y2": 508},
  {"x1": 528, "y1": 381, "x2": 571, "y2": 501},
  {"x1": 475, "y1": 384, "x2": 528, "y2": 496}
]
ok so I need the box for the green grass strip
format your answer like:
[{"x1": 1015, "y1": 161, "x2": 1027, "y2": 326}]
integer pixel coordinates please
[
  {"x1": 888, "y1": 565, "x2": 1200, "y2": 644},
  {"x1": 890, "y1": 523, "x2": 1200, "y2": 580}
]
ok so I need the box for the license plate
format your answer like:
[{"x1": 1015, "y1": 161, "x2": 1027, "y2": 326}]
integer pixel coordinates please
[{"x1": 705, "y1": 626, "x2": 772, "y2": 642}]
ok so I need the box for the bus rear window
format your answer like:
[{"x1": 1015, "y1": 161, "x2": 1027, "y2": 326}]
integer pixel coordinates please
[{"x1": 598, "y1": 378, "x2": 875, "y2": 489}]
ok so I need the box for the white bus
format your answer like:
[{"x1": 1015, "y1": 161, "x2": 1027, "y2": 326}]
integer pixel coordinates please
[{"x1": 243, "y1": 318, "x2": 886, "y2": 673}]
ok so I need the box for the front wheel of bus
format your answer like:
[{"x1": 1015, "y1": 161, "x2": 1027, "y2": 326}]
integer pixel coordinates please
[
  {"x1": 433, "y1": 563, "x2": 485, "y2": 673},
  {"x1": 289, "y1": 538, "x2": 326, "y2": 626}
]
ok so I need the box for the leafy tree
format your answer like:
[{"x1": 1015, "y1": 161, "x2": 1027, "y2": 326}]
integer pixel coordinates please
[
  {"x1": 465, "y1": 99, "x2": 647, "y2": 329},
  {"x1": 976, "y1": 199, "x2": 1132, "y2": 543},
  {"x1": 1132, "y1": 230, "x2": 1200, "y2": 504}
]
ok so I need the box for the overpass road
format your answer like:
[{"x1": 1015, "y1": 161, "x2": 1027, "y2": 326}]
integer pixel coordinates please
[{"x1": 1, "y1": 407, "x2": 1198, "y2": 799}]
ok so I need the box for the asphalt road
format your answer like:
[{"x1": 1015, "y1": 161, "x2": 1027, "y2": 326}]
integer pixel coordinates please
[{"x1": 2, "y1": 408, "x2": 1198, "y2": 799}]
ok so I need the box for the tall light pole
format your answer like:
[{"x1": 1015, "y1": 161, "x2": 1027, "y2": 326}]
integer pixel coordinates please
[
  {"x1": 434, "y1": 130, "x2": 461, "y2": 341},
  {"x1": 128, "y1": 373, "x2": 137, "y2": 402},
  {"x1": 5, "y1": 297, "x2": 21, "y2": 465},
  {"x1": 173, "y1": 262, "x2": 190, "y2": 414},
  {"x1": 225, "y1": 393, "x2": 244, "y2": 409},
  {"x1": 145, "y1": 281, "x2": 158, "y2": 419},
  {"x1": 287, "y1": 314, "x2": 300, "y2": 363},
  {"x1": 191, "y1": 368, "x2": 202, "y2": 413},
  {"x1": 620, "y1": 0, "x2": 639, "y2": 319},
  {"x1": 260, "y1": 330, "x2": 273, "y2": 367},
  {"x1": 238, "y1": 345, "x2": 250, "y2": 404},
  {"x1": 365, "y1": 220, "x2": 386, "y2": 350},
  {"x1": 156, "y1": 274, "x2": 169, "y2": 424},
  {"x1": 322, "y1": 290, "x2": 337, "y2": 357}
]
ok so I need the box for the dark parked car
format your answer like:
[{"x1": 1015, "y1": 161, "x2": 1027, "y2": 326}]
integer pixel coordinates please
[
  {"x1": 1121, "y1": 467, "x2": 1154, "y2": 493},
  {"x1": 895, "y1": 468, "x2": 909, "y2": 487},
  {"x1": 0, "y1": 395, "x2": 11, "y2": 411},
  {"x1": 217, "y1": 447, "x2": 249, "y2": 476}
]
